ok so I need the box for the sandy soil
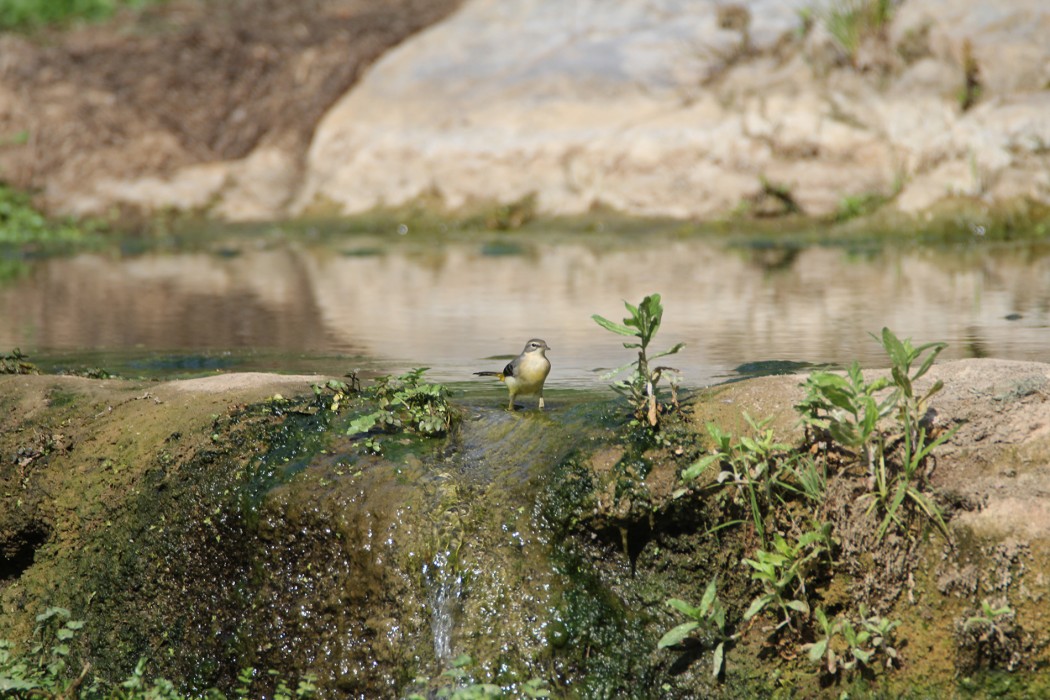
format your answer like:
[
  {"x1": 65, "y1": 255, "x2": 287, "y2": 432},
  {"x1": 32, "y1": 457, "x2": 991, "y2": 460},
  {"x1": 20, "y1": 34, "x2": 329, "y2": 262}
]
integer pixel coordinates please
[{"x1": 0, "y1": 0, "x2": 460, "y2": 209}]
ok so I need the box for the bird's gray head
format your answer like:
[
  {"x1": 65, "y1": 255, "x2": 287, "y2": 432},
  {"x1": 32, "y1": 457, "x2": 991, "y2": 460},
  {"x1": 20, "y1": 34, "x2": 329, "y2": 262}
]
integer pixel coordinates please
[{"x1": 524, "y1": 338, "x2": 550, "y2": 354}]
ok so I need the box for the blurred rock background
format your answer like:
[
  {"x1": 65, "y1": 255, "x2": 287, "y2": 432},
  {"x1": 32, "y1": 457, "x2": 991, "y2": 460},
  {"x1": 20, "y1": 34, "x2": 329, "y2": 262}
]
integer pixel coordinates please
[{"x1": 1, "y1": 0, "x2": 1048, "y2": 221}]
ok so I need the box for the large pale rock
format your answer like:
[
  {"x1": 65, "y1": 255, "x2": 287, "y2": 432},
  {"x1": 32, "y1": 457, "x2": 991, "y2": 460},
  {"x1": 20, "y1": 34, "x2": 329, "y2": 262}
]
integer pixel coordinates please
[
  {"x1": 20, "y1": 0, "x2": 1049, "y2": 220},
  {"x1": 290, "y1": 0, "x2": 1050, "y2": 220}
]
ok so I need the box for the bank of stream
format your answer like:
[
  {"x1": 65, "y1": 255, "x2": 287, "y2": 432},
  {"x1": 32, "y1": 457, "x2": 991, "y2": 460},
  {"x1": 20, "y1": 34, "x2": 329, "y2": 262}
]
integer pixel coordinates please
[{"x1": 2, "y1": 352, "x2": 1050, "y2": 698}]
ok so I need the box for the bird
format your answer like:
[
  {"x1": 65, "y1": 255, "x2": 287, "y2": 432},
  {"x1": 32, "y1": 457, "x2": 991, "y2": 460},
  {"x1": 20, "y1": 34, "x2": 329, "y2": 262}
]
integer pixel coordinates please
[{"x1": 474, "y1": 338, "x2": 551, "y2": 411}]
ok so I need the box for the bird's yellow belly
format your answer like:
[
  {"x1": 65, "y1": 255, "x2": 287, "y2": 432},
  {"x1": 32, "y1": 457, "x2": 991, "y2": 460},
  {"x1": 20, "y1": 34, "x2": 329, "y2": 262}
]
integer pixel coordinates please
[
  {"x1": 506, "y1": 356, "x2": 550, "y2": 395},
  {"x1": 505, "y1": 374, "x2": 543, "y2": 395}
]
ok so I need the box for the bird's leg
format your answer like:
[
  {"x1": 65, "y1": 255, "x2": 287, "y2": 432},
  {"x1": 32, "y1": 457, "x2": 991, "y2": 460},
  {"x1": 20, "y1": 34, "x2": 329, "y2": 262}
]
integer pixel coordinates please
[{"x1": 538, "y1": 394, "x2": 545, "y2": 410}]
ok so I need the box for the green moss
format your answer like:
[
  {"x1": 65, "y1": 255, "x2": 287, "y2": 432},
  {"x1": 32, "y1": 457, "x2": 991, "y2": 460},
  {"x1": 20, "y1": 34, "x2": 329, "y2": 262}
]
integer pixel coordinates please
[
  {"x1": 0, "y1": 186, "x2": 91, "y2": 245},
  {"x1": 0, "y1": 0, "x2": 162, "y2": 31}
]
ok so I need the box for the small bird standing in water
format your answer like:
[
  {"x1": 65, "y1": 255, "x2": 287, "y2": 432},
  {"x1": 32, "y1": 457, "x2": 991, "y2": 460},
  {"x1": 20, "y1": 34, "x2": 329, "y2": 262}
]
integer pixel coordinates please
[{"x1": 474, "y1": 338, "x2": 551, "y2": 410}]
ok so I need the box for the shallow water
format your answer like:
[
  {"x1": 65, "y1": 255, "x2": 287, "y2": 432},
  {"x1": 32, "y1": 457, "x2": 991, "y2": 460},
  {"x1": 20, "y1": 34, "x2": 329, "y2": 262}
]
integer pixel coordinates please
[{"x1": 2, "y1": 223, "x2": 1048, "y2": 386}]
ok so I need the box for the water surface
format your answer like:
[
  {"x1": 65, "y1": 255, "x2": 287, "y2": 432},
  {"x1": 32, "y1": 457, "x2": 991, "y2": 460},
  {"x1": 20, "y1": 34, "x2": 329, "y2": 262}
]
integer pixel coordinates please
[{"x1": 2, "y1": 224, "x2": 1048, "y2": 386}]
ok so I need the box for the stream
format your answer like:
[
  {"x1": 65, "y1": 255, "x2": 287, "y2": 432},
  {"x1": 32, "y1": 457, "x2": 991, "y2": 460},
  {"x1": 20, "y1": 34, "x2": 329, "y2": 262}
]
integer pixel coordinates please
[{"x1": 2, "y1": 223, "x2": 1048, "y2": 384}]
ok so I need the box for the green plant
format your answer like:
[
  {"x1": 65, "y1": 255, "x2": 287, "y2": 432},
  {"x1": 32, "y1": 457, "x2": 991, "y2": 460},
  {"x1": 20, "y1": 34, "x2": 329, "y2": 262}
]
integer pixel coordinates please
[
  {"x1": 0, "y1": 608, "x2": 317, "y2": 699},
  {"x1": 802, "y1": 606, "x2": 840, "y2": 673},
  {"x1": 0, "y1": 0, "x2": 159, "y2": 31},
  {"x1": 963, "y1": 599, "x2": 1014, "y2": 642},
  {"x1": 658, "y1": 578, "x2": 732, "y2": 678},
  {"x1": 798, "y1": 328, "x2": 954, "y2": 542},
  {"x1": 841, "y1": 606, "x2": 900, "y2": 670},
  {"x1": 879, "y1": 327, "x2": 948, "y2": 443},
  {"x1": 312, "y1": 375, "x2": 360, "y2": 412},
  {"x1": 803, "y1": 605, "x2": 899, "y2": 674},
  {"x1": 346, "y1": 368, "x2": 457, "y2": 452},
  {"x1": 819, "y1": 0, "x2": 896, "y2": 63},
  {"x1": 0, "y1": 185, "x2": 91, "y2": 246},
  {"x1": 0, "y1": 607, "x2": 87, "y2": 697},
  {"x1": 835, "y1": 192, "x2": 888, "y2": 222},
  {"x1": 592, "y1": 293, "x2": 684, "y2": 427},
  {"x1": 865, "y1": 329, "x2": 954, "y2": 540},
  {"x1": 864, "y1": 415, "x2": 953, "y2": 540},
  {"x1": 958, "y1": 38, "x2": 982, "y2": 111},
  {"x1": 684, "y1": 416, "x2": 794, "y2": 543},
  {"x1": 1, "y1": 348, "x2": 38, "y2": 374},
  {"x1": 780, "y1": 453, "x2": 827, "y2": 505},
  {"x1": 796, "y1": 361, "x2": 894, "y2": 474},
  {"x1": 742, "y1": 526, "x2": 831, "y2": 631}
]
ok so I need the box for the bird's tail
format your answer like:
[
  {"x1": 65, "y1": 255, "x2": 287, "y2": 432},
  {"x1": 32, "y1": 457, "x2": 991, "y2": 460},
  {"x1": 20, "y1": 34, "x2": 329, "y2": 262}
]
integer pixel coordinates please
[{"x1": 474, "y1": 371, "x2": 505, "y2": 379}]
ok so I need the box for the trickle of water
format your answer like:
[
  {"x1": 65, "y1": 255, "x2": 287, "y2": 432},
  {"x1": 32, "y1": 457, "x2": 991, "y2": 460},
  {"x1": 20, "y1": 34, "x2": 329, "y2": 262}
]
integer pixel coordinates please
[{"x1": 427, "y1": 550, "x2": 462, "y2": 663}]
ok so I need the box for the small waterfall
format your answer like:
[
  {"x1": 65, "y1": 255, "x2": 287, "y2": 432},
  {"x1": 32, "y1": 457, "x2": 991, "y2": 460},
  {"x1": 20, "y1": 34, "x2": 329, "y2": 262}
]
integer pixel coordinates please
[{"x1": 426, "y1": 549, "x2": 462, "y2": 663}]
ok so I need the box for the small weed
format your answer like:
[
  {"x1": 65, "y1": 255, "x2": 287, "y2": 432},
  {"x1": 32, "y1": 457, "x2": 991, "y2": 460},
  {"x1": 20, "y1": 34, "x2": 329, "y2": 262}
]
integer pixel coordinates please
[
  {"x1": 956, "y1": 598, "x2": 1023, "y2": 672},
  {"x1": 864, "y1": 414, "x2": 954, "y2": 540},
  {"x1": 819, "y1": 0, "x2": 896, "y2": 65},
  {"x1": 482, "y1": 192, "x2": 538, "y2": 231},
  {"x1": 681, "y1": 415, "x2": 793, "y2": 543},
  {"x1": 797, "y1": 328, "x2": 953, "y2": 542},
  {"x1": 1, "y1": 607, "x2": 320, "y2": 699},
  {"x1": 311, "y1": 374, "x2": 360, "y2": 412},
  {"x1": 0, "y1": 0, "x2": 161, "y2": 31},
  {"x1": 0, "y1": 185, "x2": 93, "y2": 246},
  {"x1": 593, "y1": 293, "x2": 684, "y2": 428},
  {"x1": 345, "y1": 368, "x2": 458, "y2": 453},
  {"x1": 963, "y1": 599, "x2": 1014, "y2": 642},
  {"x1": 1, "y1": 349, "x2": 39, "y2": 375},
  {"x1": 796, "y1": 361, "x2": 894, "y2": 474},
  {"x1": 0, "y1": 607, "x2": 87, "y2": 697},
  {"x1": 742, "y1": 525, "x2": 832, "y2": 631},
  {"x1": 803, "y1": 605, "x2": 900, "y2": 674},
  {"x1": 658, "y1": 578, "x2": 732, "y2": 678},
  {"x1": 835, "y1": 192, "x2": 888, "y2": 222}
]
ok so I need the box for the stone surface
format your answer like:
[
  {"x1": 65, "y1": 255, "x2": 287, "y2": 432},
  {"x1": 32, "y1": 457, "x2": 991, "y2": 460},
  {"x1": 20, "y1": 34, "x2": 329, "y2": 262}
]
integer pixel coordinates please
[
  {"x1": 2, "y1": 0, "x2": 1048, "y2": 220},
  {"x1": 291, "y1": 0, "x2": 1050, "y2": 220}
]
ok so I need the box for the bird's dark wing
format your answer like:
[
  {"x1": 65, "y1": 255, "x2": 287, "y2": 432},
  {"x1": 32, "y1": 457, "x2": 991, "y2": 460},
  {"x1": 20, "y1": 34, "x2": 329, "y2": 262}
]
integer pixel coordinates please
[{"x1": 502, "y1": 361, "x2": 515, "y2": 377}]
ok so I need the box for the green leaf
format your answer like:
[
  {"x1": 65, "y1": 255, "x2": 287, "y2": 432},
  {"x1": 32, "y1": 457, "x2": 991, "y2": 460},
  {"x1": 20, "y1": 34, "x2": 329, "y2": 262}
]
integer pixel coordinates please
[
  {"x1": 599, "y1": 358, "x2": 638, "y2": 380},
  {"x1": 666, "y1": 598, "x2": 702, "y2": 619},
  {"x1": 699, "y1": 578, "x2": 719, "y2": 615},
  {"x1": 805, "y1": 639, "x2": 828, "y2": 662},
  {"x1": 681, "y1": 454, "x2": 720, "y2": 482},
  {"x1": 651, "y1": 342, "x2": 685, "y2": 360},
  {"x1": 37, "y1": 607, "x2": 70, "y2": 622},
  {"x1": 920, "y1": 378, "x2": 945, "y2": 404},
  {"x1": 913, "y1": 342, "x2": 947, "y2": 380},
  {"x1": 657, "y1": 621, "x2": 700, "y2": 648},
  {"x1": 592, "y1": 313, "x2": 637, "y2": 337},
  {"x1": 712, "y1": 641, "x2": 724, "y2": 677},
  {"x1": 743, "y1": 595, "x2": 771, "y2": 621},
  {"x1": 881, "y1": 327, "x2": 908, "y2": 366},
  {"x1": 712, "y1": 601, "x2": 726, "y2": 632},
  {"x1": 347, "y1": 413, "x2": 379, "y2": 435}
]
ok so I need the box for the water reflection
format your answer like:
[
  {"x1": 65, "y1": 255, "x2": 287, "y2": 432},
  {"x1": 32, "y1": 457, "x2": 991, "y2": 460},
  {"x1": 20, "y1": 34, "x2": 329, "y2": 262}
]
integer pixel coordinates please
[{"x1": 2, "y1": 231, "x2": 1048, "y2": 385}]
